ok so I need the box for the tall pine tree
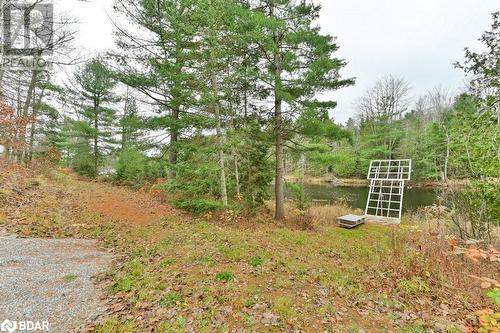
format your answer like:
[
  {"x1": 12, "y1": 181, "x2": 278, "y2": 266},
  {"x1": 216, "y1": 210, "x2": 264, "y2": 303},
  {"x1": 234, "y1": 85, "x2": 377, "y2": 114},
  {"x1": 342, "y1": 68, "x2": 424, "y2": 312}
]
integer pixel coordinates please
[{"x1": 251, "y1": 0, "x2": 354, "y2": 219}]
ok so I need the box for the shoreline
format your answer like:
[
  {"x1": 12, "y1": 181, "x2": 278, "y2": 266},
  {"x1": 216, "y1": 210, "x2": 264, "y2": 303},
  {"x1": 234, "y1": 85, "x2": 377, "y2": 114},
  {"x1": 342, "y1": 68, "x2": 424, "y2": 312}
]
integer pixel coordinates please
[{"x1": 284, "y1": 175, "x2": 480, "y2": 188}]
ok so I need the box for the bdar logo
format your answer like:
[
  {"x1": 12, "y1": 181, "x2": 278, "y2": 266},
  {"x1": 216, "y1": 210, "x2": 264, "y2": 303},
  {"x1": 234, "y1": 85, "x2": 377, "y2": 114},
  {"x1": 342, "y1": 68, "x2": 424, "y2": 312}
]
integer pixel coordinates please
[{"x1": 0, "y1": 319, "x2": 17, "y2": 333}]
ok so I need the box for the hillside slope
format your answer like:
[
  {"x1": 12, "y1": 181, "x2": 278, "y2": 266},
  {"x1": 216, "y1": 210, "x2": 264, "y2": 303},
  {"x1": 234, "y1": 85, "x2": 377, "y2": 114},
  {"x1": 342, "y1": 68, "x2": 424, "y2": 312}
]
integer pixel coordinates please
[{"x1": 0, "y1": 162, "x2": 498, "y2": 332}]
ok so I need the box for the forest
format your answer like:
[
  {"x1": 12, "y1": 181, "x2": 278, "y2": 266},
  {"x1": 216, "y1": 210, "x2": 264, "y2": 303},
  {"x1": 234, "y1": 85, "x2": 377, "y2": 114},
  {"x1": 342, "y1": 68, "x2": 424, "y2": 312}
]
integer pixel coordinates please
[
  {"x1": 1, "y1": 2, "x2": 498, "y2": 221},
  {"x1": 0, "y1": 1, "x2": 499, "y2": 332}
]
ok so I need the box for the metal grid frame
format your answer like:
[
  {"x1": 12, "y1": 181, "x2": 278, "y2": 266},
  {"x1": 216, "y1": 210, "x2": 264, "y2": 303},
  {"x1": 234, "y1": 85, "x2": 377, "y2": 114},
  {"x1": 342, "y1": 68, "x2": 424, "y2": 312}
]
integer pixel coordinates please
[
  {"x1": 365, "y1": 160, "x2": 412, "y2": 221},
  {"x1": 367, "y1": 159, "x2": 411, "y2": 181}
]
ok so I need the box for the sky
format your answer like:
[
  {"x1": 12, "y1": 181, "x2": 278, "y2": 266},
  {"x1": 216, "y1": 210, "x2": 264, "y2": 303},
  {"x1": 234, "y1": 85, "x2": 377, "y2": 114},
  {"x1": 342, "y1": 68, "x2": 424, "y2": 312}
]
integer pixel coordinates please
[{"x1": 57, "y1": 0, "x2": 499, "y2": 124}]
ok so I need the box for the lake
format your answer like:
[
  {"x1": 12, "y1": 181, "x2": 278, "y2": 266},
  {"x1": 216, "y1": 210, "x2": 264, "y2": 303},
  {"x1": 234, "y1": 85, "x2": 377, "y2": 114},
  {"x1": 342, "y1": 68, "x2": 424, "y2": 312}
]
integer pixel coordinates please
[{"x1": 284, "y1": 183, "x2": 438, "y2": 212}]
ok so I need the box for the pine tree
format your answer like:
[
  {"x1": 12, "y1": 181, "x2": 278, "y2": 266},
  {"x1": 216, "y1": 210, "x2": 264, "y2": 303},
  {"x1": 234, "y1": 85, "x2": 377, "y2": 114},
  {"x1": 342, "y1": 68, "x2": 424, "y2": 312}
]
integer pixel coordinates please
[
  {"x1": 251, "y1": 0, "x2": 354, "y2": 219},
  {"x1": 69, "y1": 59, "x2": 118, "y2": 177},
  {"x1": 113, "y1": 0, "x2": 198, "y2": 174},
  {"x1": 189, "y1": 0, "x2": 256, "y2": 207},
  {"x1": 120, "y1": 90, "x2": 143, "y2": 150}
]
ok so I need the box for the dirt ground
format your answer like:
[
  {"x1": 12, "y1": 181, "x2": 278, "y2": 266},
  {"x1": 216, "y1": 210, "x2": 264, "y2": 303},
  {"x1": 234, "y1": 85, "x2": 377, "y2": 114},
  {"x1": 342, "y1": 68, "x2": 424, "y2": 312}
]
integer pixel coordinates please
[{"x1": 0, "y1": 162, "x2": 498, "y2": 332}]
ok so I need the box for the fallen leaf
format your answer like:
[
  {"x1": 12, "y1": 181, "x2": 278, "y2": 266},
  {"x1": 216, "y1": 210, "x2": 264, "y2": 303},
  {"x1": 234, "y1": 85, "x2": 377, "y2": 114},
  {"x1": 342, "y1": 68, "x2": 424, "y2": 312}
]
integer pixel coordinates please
[{"x1": 448, "y1": 238, "x2": 459, "y2": 249}]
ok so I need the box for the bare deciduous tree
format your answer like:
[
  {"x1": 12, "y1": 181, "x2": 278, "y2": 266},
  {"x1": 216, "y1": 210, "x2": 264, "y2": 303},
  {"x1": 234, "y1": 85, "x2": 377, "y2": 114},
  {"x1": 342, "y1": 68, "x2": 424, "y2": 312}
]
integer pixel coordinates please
[{"x1": 356, "y1": 75, "x2": 412, "y2": 122}]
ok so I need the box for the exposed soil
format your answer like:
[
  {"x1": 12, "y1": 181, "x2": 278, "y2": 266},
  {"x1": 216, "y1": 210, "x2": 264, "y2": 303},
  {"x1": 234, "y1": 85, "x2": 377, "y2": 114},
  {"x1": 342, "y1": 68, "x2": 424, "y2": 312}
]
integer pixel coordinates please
[{"x1": 87, "y1": 189, "x2": 173, "y2": 225}]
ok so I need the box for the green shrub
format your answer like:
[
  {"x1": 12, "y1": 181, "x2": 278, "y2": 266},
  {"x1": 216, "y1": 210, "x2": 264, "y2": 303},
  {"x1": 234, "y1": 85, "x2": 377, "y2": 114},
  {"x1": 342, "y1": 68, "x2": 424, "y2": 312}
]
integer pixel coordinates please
[
  {"x1": 272, "y1": 296, "x2": 295, "y2": 318},
  {"x1": 115, "y1": 148, "x2": 147, "y2": 186},
  {"x1": 401, "y1": 324, "x2": 426, "y2": 333},
  {"x1": 72, "y1": 147, "x2": 96, "y2": 178},
  {"x1": 126, "y1": 260, "x2": 144, "y2": 277},
  {"x1": 173, "y1": 198, "x2": 222, "y2": 214},
  {"x1": 449, "y1": 182, "x2": 499, "y2": 241},
  {"x1": 287, "y1": 183, "x2": 311, "y2": 211},
  {"x1": 0, "y1": 188, "x2": 13, "y2": 199},
  {"x1": 63, "y1": 274, "x2": 78, "y2": 283},
  {"x1": 94, "y1": 319, "x2": 135, "y2": 333}
]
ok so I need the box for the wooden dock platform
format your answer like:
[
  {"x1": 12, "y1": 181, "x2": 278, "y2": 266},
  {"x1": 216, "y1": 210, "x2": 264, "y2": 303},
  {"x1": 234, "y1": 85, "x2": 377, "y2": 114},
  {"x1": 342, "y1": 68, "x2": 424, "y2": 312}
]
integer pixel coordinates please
[{"x1": 337, "y1": 214, "x2": 365, "y2": 229}]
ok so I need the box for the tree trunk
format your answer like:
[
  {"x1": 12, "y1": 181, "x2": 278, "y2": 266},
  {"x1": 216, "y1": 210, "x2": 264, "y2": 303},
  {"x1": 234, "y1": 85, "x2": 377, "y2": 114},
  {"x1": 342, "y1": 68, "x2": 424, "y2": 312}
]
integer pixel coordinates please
[
  {"x1": 211, "y1": 73, "x2": 228, "y2": 207},
  {"x1": 168, "y1": 107, "x2": 179, "y2": 176},
  {"x1": 28, "y1": 87, "x2": 44, "y2": 160},
  {"x1": 275, "y1": 99, "x2": 285, "y2": 220},
  {"x1": 19, "y1": 71, "x2": 37, "y2": 161},
  {"x1": 272, "y1": 18, "x2": 285, "y2": 220},
  {"x1": 443, "y1": 130, "x2": 449, "y2": 182},
  {"x1": 233, "y1": 150, "x2": 240, "y2": 196},
  {"x1": 93, "y1": 100, "x2": 99, "y2": 177},
  {"x1": 121, "y1": 90, "x2": 130, "y2": 150}
]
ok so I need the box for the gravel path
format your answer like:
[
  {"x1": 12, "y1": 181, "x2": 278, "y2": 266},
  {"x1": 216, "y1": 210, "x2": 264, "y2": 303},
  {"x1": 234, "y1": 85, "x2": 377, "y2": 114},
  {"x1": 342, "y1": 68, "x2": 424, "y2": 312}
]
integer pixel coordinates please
[{"x1": 0, "y1": 235, "x2": 113, "y2": 332}]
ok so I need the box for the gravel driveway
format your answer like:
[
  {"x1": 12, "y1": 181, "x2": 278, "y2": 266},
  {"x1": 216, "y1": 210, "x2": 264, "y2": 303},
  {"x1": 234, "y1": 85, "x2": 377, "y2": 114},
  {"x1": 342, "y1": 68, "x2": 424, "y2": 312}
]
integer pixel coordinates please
[{"x1": 0, "y1": 235, "x2": 113, "y2": 332}]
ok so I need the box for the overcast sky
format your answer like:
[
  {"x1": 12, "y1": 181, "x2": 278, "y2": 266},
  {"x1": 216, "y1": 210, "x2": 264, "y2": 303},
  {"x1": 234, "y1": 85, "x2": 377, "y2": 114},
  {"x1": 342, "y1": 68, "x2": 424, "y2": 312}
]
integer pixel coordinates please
[{"x1": 58, "y1": 0, "x2": 499, "y2": 124}]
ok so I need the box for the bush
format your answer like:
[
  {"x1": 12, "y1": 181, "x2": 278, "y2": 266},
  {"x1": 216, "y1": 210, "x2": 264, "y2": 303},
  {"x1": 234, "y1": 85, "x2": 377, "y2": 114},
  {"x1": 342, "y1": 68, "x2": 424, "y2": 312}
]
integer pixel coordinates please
[
  {"x1": 448, "y1": 182, "x2": 499, "y2": 242},
  {"x1": 72, "y1": 146, "x2": 96, "y2": 178},
  {"x1": 115, "y1": 148, "x2": 147, "y2": 186},
  {"x1": 172, "y1": 198, "x2": 222, "y2": 214},
  {"x1": 287, "y1": 183, "x2": 311, "y2": 211}
]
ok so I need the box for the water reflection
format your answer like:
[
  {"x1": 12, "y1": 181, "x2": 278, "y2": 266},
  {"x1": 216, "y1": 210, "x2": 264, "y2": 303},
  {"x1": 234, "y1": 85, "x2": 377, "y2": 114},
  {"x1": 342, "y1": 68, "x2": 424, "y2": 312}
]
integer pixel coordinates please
[{"x1": 283, "y1": 184, "x2": 438, "y2": 212}]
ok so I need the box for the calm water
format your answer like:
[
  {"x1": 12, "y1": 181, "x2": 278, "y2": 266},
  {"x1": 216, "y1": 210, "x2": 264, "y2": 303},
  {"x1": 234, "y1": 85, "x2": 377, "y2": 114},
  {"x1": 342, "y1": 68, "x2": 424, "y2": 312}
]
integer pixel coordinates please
[{"x1": 284, "y1": 184, "x2": 438, "y2": 212}]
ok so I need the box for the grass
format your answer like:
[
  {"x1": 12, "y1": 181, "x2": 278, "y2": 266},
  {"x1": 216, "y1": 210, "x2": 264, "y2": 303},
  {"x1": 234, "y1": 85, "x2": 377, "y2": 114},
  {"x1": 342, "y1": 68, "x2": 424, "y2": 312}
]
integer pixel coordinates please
[
  {"x1": 94, "y1": 319, "x2": 135, "y2": 333},
  {"x1": 198, "y1": 255, "x2": 217, "y2": 266},
  {"x1": 0, "y1": 188, "x2": 13, "y2": 199},
  {"x1": 398, "y1": 276, "x2": 431, "y2": 294},
  {"x1": 112, "y1": 276, "x2": 133, "y2": 293},
  {"x1": 126, "y1": 260, "x2": 145, "y2": 277},
  {"x1": 1, "y1": 165, "x2": 497, "y2": 332},
  {"x1": 272, "y1": 296, "x2": 296, "y2": 319},
  {"x1": 215, "y1": 271, "x2": 234, "y2": 282},
  {"x1": 63, "y1": 274, "x2": 78, "y2": 283},
  {"x1": 159, "y1": 292, "x2": 184, "y2": 308},
  {"x1": 401, "y1": 324, "x2": 427, "y2": 333},
  {"x1": 249, "y1": 255, "x2": 263, "y2": 267},
  {"x1": 160, "y1": 258, "x2": 175, "y2": 268}
]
